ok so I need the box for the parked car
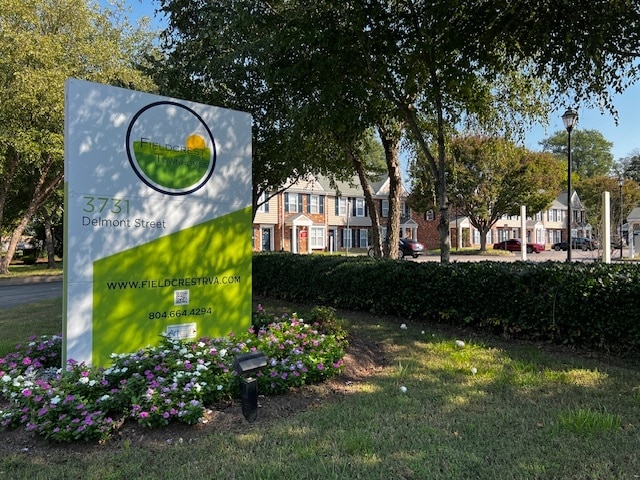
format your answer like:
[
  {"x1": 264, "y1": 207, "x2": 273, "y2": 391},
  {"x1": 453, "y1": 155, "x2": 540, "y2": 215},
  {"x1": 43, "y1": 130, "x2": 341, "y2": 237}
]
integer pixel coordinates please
[
  {"x1": 552, "y1": 237, "x2": 599, "y2": 251},
  {"x1": 368, "y1": 238, "x2": 425, "y2": 259},
  {"x1": 398, "y1": 238, "x2": 425, "y2": 258},
  {"x1": 493, "y1": 238, "x2": 545, "y2": 254}
]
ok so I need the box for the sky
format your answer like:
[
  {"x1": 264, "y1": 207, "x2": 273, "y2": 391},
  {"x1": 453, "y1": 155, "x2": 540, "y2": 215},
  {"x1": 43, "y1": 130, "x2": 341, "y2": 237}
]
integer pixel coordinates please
[
  {"x1": 111, "y1": 0, "x2": 639, "y2": 161},
  {"x1": 523, "y1": 83, "x2": 640, "y2": 161}
]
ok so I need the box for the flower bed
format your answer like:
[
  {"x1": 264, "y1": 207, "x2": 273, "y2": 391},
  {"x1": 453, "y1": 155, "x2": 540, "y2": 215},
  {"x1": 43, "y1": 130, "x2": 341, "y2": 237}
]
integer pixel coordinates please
[{"x1": 0, "y1": 308, "x2": 347, "y2": 442}]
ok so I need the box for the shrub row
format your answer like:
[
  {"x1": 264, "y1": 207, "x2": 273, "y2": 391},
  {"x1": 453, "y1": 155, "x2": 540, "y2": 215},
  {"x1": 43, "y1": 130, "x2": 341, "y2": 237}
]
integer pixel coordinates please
[{"x1": 253, "y1": 252, "x2": 640, "y2": 354}]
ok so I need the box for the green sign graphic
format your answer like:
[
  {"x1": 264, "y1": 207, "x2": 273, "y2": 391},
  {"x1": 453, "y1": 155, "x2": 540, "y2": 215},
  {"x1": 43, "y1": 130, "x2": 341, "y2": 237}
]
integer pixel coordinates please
[
  {"x1": 92, "y1": 208, "x2": 252, "y2": 367},
  {"x1": 126, "y1": 101, "x2": 217, "y2": 195}
]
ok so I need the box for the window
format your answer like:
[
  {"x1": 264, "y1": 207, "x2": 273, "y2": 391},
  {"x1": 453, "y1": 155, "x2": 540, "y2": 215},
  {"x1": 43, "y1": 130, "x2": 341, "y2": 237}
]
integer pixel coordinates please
[
  {"x1": 285, "y1": 193, "x2": 300, "y2": 213},
  {"x1": 256, "y1": 192, "x2": 269, "y2": 213},
  {"x1": 401, "y1": 202, "x2": 410, "y2": 217},
  {"x1": 355, "y1": 198, "x2": 365, "y2": 217},
  {"x1": 381, "y1": 200, "x2": 389, "y2": 217},
  {"x1": 343, "y1": 228, "x2": 352, "y2": 247},
  {"x1": 359, "y1": 229, "x2": 368, "y2": 247},
  {"x1": 310, "y1": 227, "x2": 325, "y2": 248},
  {"x1": 308, "y1": 195, "x2": 324, "y2": 214},
  {"x1": 337, "y1": 197, "x2": 348, "y2": 216},
  {"x1": 425, "y1": 210, "x2": 435, "y2": 221}
]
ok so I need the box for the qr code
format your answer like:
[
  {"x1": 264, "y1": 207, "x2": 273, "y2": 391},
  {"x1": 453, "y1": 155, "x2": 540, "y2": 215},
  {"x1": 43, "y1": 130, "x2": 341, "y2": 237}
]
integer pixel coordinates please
[{"x1": 174, "y1": 289, "x2": 190, "y2": 306}]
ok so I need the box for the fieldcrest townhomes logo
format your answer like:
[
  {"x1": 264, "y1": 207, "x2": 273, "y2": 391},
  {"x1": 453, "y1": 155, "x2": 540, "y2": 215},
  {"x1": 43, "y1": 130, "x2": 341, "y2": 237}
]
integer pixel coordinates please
[{"x1": 126, "y1": 101, "x2": 216, "y2": 195}]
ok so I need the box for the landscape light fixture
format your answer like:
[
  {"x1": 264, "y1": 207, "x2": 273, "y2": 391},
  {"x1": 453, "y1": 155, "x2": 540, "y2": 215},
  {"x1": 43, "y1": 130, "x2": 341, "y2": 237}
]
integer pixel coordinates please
[
  {"x1": 619, "y1": 175, "x2": 624, "y2": 259},
  {"x1": 233, "y1": 351, "x2": 267, "y2": 422},
  {"x1": 562, "y1": 108, "x2": 578, "y2": 262}
]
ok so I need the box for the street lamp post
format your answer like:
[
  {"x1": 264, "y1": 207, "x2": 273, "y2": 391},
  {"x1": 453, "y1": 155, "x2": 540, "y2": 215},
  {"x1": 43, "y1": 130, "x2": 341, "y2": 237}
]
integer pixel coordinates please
[
  {"x1": 618, "y1": 175, "x2": 624, "y2": 259},
  {"x1": 562, "y1": 108, "x2": 578, "y2": 262}
]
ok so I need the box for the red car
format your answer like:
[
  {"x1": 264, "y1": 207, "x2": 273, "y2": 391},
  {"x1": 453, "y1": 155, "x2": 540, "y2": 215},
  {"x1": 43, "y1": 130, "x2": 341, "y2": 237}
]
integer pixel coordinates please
[{"x1": 493, "y1": 238, "x2": 545, "y2": 254}]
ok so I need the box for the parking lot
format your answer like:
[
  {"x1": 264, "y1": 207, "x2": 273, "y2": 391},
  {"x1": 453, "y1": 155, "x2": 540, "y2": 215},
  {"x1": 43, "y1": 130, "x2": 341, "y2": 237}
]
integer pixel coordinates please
[{"x1": 413, "y1": 248, "x2": 621, "y2": 263}]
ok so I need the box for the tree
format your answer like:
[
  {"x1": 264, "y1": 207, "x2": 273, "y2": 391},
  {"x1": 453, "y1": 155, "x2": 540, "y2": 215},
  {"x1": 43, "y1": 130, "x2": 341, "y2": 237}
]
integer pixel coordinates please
[
  {"x1": 411, "y1": 135, "x2": 562, "y2": 251},
  {"x1": 617, "y1": 150, "x2": 640, "y2": 184},
  {"x1": 540, "y1": 130, "x2": 614, "y2": 179},
  {"x1": 576, "y1": 176, "x2": 640, "y2": 241},
  {"x1": 156, "y1": 0, "x2": 408, "y2": 257},
  {"x1": 372, "y1": 1, "x2": 639, "y2": 262},
  {"x1": 0, "y1": 0, "x2": 157, "y2": 273},
  {"x1": 158, "y1": 0, "x2": 640, "y2": 264}
]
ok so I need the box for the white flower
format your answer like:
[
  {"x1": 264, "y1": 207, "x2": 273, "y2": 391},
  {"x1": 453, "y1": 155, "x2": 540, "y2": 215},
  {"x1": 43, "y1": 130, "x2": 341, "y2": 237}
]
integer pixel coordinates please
[
  {"x1": 219, "y1": 349, "x2": 227, "y2": 358},
  {"x1": 50, "y1": 395, "x2": 61, "y2": 405},
  {"x1": 1, "y1": 375, "x2": 11, "y2": 383},
  {"x1": 99, "y1": 394, "x2": 110, "y2": 401},
  {"x1": 421, "y1": 331, "x2": 425, "y2": 335},
  {"x1": 400, "y1": 324, "x2": 408, "y2": 330},
  {"x1": 399, "y1": 386, "x2": 407, "y2": 393},
  {"x1": 217, "y1": 385, "x2": 223, "y2": 391},
  {"x1": 470, "y1": 367, "x2": 477, "y2": 375},
  {"x1": 78, "y1": 376, "x2": 89, "y2": 384},
  {"x1": 455, "y1": 340, "x2": 465, "y2": 348}
]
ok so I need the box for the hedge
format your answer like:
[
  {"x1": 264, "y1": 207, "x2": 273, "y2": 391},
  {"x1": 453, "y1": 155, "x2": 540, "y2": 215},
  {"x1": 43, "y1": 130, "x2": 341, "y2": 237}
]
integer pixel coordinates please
[{"x1": 253, "y1": 252, "x2": 640, "y2": 354}]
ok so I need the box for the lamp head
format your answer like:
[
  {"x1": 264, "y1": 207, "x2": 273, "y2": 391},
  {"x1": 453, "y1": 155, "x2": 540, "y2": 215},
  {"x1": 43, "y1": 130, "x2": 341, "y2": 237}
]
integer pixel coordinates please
[{"x1": 562, "y1": 108, "x2": 579, "y2": 132}]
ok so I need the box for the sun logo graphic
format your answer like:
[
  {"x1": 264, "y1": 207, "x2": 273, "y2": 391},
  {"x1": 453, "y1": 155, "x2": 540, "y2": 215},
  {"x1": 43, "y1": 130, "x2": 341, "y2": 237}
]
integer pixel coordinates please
[{"x1": 126, "y1": 101, "x2": 217, "y2": 195}]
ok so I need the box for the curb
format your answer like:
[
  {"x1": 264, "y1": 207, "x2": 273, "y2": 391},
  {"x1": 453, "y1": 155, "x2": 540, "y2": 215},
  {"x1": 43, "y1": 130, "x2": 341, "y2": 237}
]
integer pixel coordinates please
[{"x1": 0, "y1": 275, "x2": 63, "y2": 287}]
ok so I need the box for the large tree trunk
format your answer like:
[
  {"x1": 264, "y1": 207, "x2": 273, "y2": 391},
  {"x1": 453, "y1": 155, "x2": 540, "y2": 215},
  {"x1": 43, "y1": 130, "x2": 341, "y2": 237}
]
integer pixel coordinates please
[
  {"x1": 392, "y1": 76, "x2": 452, "y2": 263},
  {"x1": 378, "y1": 121, "x2": 404, "y2": 259},
  {"x1": 44, "y1": 216, "x2": 56, "y2": 268},
  {"x1": 0, "y1": 155, "x2": 62, "y2": 274},
  {"x1": 349, "y1": 150, "x2": 383, "y2": 258}
]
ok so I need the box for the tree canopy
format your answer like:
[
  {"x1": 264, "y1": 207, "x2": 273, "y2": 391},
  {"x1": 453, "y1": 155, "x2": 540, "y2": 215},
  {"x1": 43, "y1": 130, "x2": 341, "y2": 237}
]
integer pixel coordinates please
[
  {"x1": 155, "y1": 0, "x2": 640, "y2": 262},
  {"x1": 576, "y1": 176, "x2": 640, "y2": 241},
  {"x1": 410, "y1": 135, "x2": 562, "y2": 251},
  {"x1": 540, "y1": 129, "x2": 614, "y2": 179},
  {"x1": 0, "y1": 0, "x2": 157, "y2": 273}
]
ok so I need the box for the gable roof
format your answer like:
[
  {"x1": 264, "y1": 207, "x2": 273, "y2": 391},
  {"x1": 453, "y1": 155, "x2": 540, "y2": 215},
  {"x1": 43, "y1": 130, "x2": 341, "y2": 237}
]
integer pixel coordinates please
[{"x1": 316, "y1": 173, "x2": 408, "y2": 198}]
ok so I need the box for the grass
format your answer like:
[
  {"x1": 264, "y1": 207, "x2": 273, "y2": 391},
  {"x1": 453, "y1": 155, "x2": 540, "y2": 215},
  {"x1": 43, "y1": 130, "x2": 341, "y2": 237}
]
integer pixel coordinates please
[
  {"x1": 1, "y1": 296, "x2": 640, "y2": 478},
  {"x1": 0, "y1": 298, "x2": 62, "y2": 356},
  {"x1": 0, "y1": 260, "x2": 63, "y2": 279}
]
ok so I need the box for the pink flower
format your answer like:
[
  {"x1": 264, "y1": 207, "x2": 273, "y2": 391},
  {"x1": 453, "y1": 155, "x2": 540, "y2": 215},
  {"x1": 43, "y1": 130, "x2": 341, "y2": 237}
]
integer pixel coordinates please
[
  {"x1": 140, "y1": 411, "x2": 149, "y2": 418},
  {"x1": 317, "y1": 363, "x2": 324, "y2": 371}
]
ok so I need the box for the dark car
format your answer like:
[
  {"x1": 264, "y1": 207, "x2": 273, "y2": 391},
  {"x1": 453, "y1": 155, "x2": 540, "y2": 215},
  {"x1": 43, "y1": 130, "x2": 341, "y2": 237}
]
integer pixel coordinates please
[
  {"x1": 493, "y1": 238, "x2": 545, "y2": 254},
  {"x1": 398, "y1": 238, "x2": 425, "y2": 258},
  {"x1": 368, "y1": 238, "x2": 425, "y2": 259},
  {"x1": 552, "y1": 237, "x2": 599, "y2": 251}
]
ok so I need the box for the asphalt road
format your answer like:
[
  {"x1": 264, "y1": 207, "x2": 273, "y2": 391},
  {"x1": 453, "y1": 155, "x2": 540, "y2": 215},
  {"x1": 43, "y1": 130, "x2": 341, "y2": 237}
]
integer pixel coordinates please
[
  {"x1": 415, "y1": 248, "x2": 611, "y2": 263},
  {"x1": 0, "y1": 278, "x2": 63, "y2": 310}
]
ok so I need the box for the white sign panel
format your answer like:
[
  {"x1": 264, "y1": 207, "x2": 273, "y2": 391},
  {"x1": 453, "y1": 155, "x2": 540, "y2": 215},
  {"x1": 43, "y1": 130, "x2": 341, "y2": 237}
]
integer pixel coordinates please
[{"x1": 64, "y1": 79, "x2": 252, "y2": 366}]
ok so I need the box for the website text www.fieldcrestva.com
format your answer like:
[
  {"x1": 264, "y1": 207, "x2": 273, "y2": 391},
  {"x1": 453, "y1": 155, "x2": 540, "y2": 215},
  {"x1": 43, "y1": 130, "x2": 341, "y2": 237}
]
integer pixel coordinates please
[{"x1": 106, "y1": 276, "x2": 241, "y2": 290}]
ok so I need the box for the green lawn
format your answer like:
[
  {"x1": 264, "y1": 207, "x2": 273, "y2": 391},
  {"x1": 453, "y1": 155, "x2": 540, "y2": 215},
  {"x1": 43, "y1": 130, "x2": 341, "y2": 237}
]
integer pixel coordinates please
[
  {"x1": 1, "y1": 295, "x2": 639, "y2": 478},
  {"x1": 0, "y1": 260, "x2": 63, "y2": 279}
]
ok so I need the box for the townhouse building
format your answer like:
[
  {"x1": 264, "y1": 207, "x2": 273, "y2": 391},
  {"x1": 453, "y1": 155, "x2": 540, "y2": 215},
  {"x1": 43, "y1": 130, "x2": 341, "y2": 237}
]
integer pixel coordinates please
[
  {"x1": 414, "y1": 190, "x2": 591, "y2": 250},
  {"x1": 252, "y1": 174, "x2": 418, "y2": 253}
]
